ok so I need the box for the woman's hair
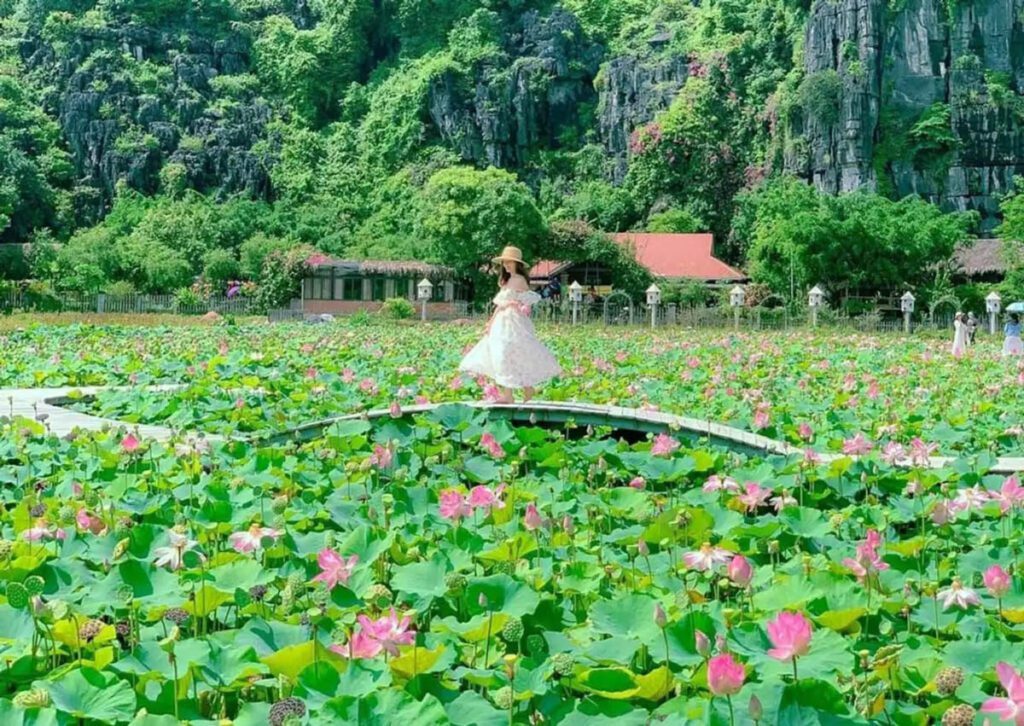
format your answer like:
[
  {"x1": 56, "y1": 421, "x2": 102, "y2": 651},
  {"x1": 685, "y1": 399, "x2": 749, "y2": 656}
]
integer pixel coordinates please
[
  {"x1": 499, "y1": 261, "x2": 527, "y2": 287},
  {"x1": 1012, "y1": 313, "x2": 1021, "y2": 324}
]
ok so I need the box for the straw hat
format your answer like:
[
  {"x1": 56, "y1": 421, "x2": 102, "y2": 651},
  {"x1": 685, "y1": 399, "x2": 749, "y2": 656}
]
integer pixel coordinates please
[{"x1": 492, "y1": 246, "x2": 526, "y2": 265}]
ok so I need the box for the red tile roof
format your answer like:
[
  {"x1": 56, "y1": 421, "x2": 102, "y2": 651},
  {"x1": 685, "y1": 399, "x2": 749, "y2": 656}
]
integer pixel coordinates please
[
  {"x1": 612, "y1": 233, "x2": 746, "y2": 281},
  {"x1": 529, "y1": 233, "x2": 746, "y2": 282}
]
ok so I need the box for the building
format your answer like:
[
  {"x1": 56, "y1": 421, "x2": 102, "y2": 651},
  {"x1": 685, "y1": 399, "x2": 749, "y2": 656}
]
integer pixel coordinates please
[
  {"x1": 529, "y1": 232, "x2": 747, "y2": 291},
  {"x1": 299, "y1": 258, "x2": 472, "y2": 316},
  {"x1": 952, "y1": 238, "x2": 1009, "y2": 283}
]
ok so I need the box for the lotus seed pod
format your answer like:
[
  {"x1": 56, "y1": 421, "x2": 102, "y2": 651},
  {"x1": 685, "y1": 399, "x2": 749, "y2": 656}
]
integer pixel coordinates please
[
  {"x1": 113, "y1": 538, "x2": 130, "y2": 559},
  {"x1": 58, "y1": 505, "x2": 75, "y2": 523},
  {"x1": 268, "y1": 697, "x2": 307, "y2": 726},
  {"x1": 311, "y1": 586, "x2": 330, "y2": 606},
  {"x1": 445, "y1": 573, "x2": 467, "y2": 593},
  {"x1": 78, "y1": 618, "x2": 105, "y2": 642},
  {"x1": 24, "y1": 576, "x2": 44, "y2": 596},
  {"x1": 935, "y1": 666, "x2": 964, "y2": 696},
  {"x1": 501, "y1": 617, "x2": 524, "y2": 644},
  {"x1": 551, "y1": 652, "x2": 575, "y2": 677},
  {"x1": 164, "y1": 608, "x2": 190, "y2": 625},
  {"x1": 492, "y1": 686, "x2": 513, "y2": 710},
  {"x1": 526, "y1": 634, "x2": 546, "y2": 657},
  {"x1": 492, "y1": 561, "x2": 513, "y2": 575},
  {"x1": 29, "y1": 503, "x2": 46, "y2": 517},
  {"x1": 281, "y1": 585, "x2": 295, "y2": 610},
  {"x1": 286, "y1": 573, "x2": 306, "y2": 593},
  {"x1": 13, "y1": 688, "x2": 50, "y2": 708},
  {"x1": 767, "y1": 540, "x2": 780, "y2": 555},
  {"x1": 406, "y1": 546, "x2": 421, "y2": 560},
  {"x1": 940, "y1": 704, "x2": 975, "y2": 726},
  {"x1": 366, "y1": 584, "x2": 392, "y2": 606},
  {"x1": 249, "y1": 584, "x2": 268, "y2": 602},
  {"x1": 6, "y1": 582, "x2": 29, "y2": 609},
  {"x1": 271, "y1": 495, "x2": 288, "y2": 514},
  {"x1": 0, "y1": 540, "x2": 12, "y2": 559}
]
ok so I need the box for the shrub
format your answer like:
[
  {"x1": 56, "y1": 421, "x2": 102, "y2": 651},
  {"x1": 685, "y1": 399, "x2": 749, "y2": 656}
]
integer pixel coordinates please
[
  {"x1": 174, "y1": 286, "x2": 203, "y2": 312},
  {"x1": 799, "y1": 70, "x2": 842, "y2": 125},
  {"x1": 380, "y1": 297, "x2": 415, "y2": 319},
  {"x1": 202, "y1": 249, "x2": 241, "y2": 287}
]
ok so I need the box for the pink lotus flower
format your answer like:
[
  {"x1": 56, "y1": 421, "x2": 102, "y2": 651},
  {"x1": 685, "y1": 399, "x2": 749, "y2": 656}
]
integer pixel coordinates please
[
  {"x1": 803, "y1": 448, "x2": 821, "y2": 465},
  {"x1": 414, "y1": 395, "x2": 429, "y2": 405},
  {"x1": 439, "y1": 490, "x2": 471, "y2": 521},
  {"x1": 651, "y1": 434, "x2": 680, "y2": 456},
  {"x1": 842, "y1": 433, "x2": 873, "y2": 456},
  {"x1": 798, "y1": 423, "x2": 813, "y2": 441},
  {"x1": 359, "y1": 378, "x2": 378, "y2": 394},
  {"x1": 984, "y1": 565, "x2": 1011, "y2": 599},
  {"x1": 305, "y1": 367, "x2": 318, "y2": 379},
  {"x1": 992, "y1": 475, "x2": 1024, "y2": 514},
  {"x1": 341, "y1": 368, "x2": 356, "y2": 383},
  {"x1": 683, "y1": 543, "x2": 733, "y2": 571},
  {"x1": 936, "y1": 578, "x2": 981, "y2": 610},
  {"x1": 482, "y1": 384, "x2": 501, "y2": 402},
  {"x1": 75, "y1": 508, "x2": 106, "y2": 535},
  {"x1": 357, "y1": 608, "x2": 417, "y2": 657},
  {"x1": 842, "y1": 529, "x2": 888, "y2": 582},
  {"x1": 228, "y1": 524, "x2": 283, "y2": 554},
  {"x1": 737, "y1": 482, "x2": 773, "y2": 512},
  {"x1": 703, "y1": 475, "x2": 740, "y2": 494},
  {"x1": 523, "y1": 503, "x2": 543, "y2": 531},
  {"x1": 909, "y1": 438, "x2": 938, "y2": 467},
  {"x1": 881, "y1": 441, "x2": 906, "y2": 466},
  {"x1": 369, "y1": 444, "x2": 393, "y2": 470},
  {"x1": 707, "y1": 653, "x2": 746, "y2": 696},
  {"x1": 561, "y1": 515, "x2": 574, "y2": 534},
  {"x1": 770, "y1": 491, "x2": 797, "y2": 512},
  {"x1": 120, "y1": 434, "x2": 140, "y2": 453},
  {"x1": 480, "y1": 432, "x2": 506, "y2": 459},
  {"x1": 333, "y1": 629, "x2": 384, "y2": 659},
  {"x1": 981, "y1": 662, "x2": 1024, "y2": 725},
  {"x1": 752, "y1": 407, "x2": 770, "y2": 430},
  {"x1": 766, "y1": 611, "x2": 812, "y2": 661},
  {"x1": 628, "y1": 477, "x2": 646, "y2": 490},
  {"x1": 695, "y1": 630, "x2": 711, "y2": 657},
  {"x1": 312, "y1": 548, "x2": 358, "y2": 590},
  {"x1": 23, "y1": 520, "x2": 63, "y2": 542},
  {"x1": 468, "y1": 485, "x2": 505, "y2": 513},
  {"x1": 728, "y1": 555, "x2": 753, "y2": 587},
  {"x1": 389, "y1": 401, "x2": 402, "y2": 418}
]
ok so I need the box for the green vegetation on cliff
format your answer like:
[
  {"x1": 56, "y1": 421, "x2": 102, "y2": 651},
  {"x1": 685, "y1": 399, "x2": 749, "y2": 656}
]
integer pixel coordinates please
[{"x1": 1, "y1": 0, "x2": 1019, "y2": 303}]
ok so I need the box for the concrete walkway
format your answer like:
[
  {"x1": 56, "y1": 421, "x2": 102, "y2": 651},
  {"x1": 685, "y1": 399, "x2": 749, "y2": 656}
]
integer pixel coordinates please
[
  {"x1": 2, "y1": 386, "x2": 1023, "y2": 473},
  {"x1": 1, "y1": 386, "x2": 181, "y2": 441}
]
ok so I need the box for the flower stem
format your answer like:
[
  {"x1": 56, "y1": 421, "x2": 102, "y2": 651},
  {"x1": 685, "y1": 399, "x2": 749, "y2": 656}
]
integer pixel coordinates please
[
  {"x1": 792, "y1": 656, "x2": 799, "y2": 681},
  {"x1": 727, "y1": 695, "x2": 735, "y2": 726}
]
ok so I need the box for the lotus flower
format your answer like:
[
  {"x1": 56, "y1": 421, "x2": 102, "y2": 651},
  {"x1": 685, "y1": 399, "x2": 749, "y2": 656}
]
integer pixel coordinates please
[
  {"x1": 737, "y1": 482, "x2": 773, "y2": 512},
  {"x1": 523, "y1": 503, "x2": 543, "y2": 531},
  {"x1": 651, "y1": 434, "x2": 680, "y2": 456},
  {"x1": 842, "y1": 433, "x2": 873, "y2": 456},
  {"x1": 369, "y1": 444, "x2": 393, "y2": 470},
  {"x1": 980, "y1": 662, "x2": 1024, "y2": 725},
  {"x1": 153, "y1": 530, "x2": 203, "y2": 571},
  {"x1": 707, "y1": 653, "x2": 746, "y2": 696},
  {"x1": 984, "y1": 565, "x2": 1011, "y2": 599},
  {"x1": 936, "y1": 578, "x2": 981, "y2": 611},
  {"x1": 728, "y1": 555, "x2": 753, "y2": 587},
  {"x1": 881, "y1": 441, "x2": 905, "y2": 466},
  {"x1": 480, "y1": 432, "x2": 505, "y2": 459},
  {"x1": 357, "y1": 608, "x2": 416, "y2": 657},
  {"x1": 333, "y1": 629, "x2": 384, "y2": 659},
  {"x1": 468, "y1": 485, "x2": 505, "y2": 513},
  {"x1": 439, "y1": 490, "x2": 471, "y2": 521},
  {"x1": 653, "y1": 602, "x2": 667, "y2": 629},
  {"x1": 311, "y1": 548, "x2": 358, "y2": 590},
  {"x1": 629, "y1": 477, "x2": 646, "y2": 490},
  {"x1": 766, "y1": 611, "x2": 812, "y2": 662},
  {"x1": 228, "y1": 524, "x2": 283, "y2": 554},
  {"x1": 704, "y1": 475, "x2": 740, "y2": 493},
  {"x1": 120, "y1": 434, "x2": 140, "y2": 453},
  {"x1": 798, "y1": 422, "x2": 813, "y2": 441},
  {"x1": 683, "y1": 543, "x2": 733, "y2": 571},
  {"x1": 909, "y1": 437, "x2": 938, "y2": 467},
  {"x1": 842, "y1": 529, "x2": 889, "y2": 582}
]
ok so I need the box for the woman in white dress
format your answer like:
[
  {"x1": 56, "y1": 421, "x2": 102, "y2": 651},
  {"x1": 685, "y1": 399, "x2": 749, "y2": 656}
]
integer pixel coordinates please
[
  {"x1": 459, "y1": 246, "x2": 561, "y2": 403},
  {"x1": 951, "y1": 311, "x2": 969, "y2": 357},
  {"x1": 1004, "y1": 314, "x2": 1023, "y2": 356}
]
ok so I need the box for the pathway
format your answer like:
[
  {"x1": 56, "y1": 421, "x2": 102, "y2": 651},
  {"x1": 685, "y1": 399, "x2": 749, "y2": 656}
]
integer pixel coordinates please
[{"x1": 2, "y1": 386, "x2": 1022, "y2": 473}]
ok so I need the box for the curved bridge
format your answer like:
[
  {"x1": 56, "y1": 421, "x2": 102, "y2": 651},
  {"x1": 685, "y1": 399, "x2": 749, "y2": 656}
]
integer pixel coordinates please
[{"x1": 2, "y1": 386, "x2": 1022, "y2": 473}]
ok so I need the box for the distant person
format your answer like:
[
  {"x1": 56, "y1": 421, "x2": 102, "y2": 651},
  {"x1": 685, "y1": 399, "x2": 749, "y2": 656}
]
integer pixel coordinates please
[
  {"x1": 951, "y1": 312, "x2": 969, "y2": 357},
  {"x1": 966, "y1": 312, "x2": 978, "y2": 344},
  {"x1": 1004, "y1": 313, "x2": 1023, "y2": 356},
  {"x1": 548, "y1": 278, "x2": 561, "y2": 303}
]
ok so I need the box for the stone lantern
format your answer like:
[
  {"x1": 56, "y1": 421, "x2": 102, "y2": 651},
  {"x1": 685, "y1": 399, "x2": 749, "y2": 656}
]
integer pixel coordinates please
[
  {"x1": 900, "y1": 291, "x2": 915, "y2": 334},
  {"x1": 417, "y1": 278, "x2": 433, "y2": 322},
  {"x1": 646, "y1": 284, "x2": 662, "y2": 330},
  {"x1": 808, "y1": 285, "x2": 824, "y2": 328},
  {"x1": 986, "y1": 291, "x2": 1001, "y2": 335}
]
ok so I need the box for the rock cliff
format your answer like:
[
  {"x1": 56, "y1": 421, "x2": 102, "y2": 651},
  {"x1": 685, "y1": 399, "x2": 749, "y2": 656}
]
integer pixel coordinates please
[{"x1": 791, "y1": 0, "x2": 1024, "y2": 230}]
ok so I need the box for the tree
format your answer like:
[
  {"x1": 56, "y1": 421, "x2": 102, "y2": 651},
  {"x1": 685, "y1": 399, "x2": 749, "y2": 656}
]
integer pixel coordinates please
[
  {"x1": 419, "y1": 166, "x2": 546, "y2": 290},
  {"x1": 646, "y1": 208, "x2": 705, "y2": 233},
  {"x1": 745, "y1": 178, "x2": 977, "y2": 302},
  {"x1": 547, "y1": 220, "x2": 653, "y2": 299},
  {"x1": 997, "y1": 178, "x2": 1024, "y2": 278}
]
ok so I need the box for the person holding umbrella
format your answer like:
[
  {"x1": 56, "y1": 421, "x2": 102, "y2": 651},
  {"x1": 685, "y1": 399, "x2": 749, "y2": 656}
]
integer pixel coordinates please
[{"x1": 1005, "y1": 311, "x2": 1023, "y2": 356}]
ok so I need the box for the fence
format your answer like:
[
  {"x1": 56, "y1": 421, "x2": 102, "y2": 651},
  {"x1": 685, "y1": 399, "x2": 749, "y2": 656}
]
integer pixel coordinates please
[{"x1": 1, "y1": 291, "x2": 255, "y2": 316}]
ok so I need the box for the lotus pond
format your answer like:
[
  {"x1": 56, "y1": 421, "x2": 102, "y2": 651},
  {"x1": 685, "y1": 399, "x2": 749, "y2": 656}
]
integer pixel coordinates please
[{"x1": 2, "y1": 321, "x2": 1024, "y2": 725}]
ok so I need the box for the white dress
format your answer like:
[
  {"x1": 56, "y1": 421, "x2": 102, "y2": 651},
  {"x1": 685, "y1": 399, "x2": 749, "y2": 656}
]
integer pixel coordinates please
[
  {"x1": 951, "y1": 320, "x2": 969, "y2": 357},
  {"x1": 459, "y1": 288, "x2": 561, "y2": 389}
]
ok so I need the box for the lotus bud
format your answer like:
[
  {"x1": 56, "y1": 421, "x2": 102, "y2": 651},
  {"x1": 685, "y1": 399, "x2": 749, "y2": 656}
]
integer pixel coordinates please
[
  {"x1": 653, "y1": 602, "x2": 667, "y2": 629},
  {"x1": 478, "y1": 593, "x2": 488, "y2": 609},
  {"x1": 749, "y1": 694, "x2": 763, "y2": 722},
  {"x1": 637, "y1": 539, "x2": 649, "y2": 557},
  {"x1": 695, "y1": 630, "x2": 711, "y2": 657}
]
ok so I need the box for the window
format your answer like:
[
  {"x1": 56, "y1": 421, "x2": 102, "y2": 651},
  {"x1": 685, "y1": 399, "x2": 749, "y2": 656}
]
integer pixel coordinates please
[
  {"x1": 337, "y1": 277, "x2": 362, "y2": 301},
  {"x1": 431, "y1": 280, "x2": 446, "y2": 302},
  {"x1": 305, "y1": 268, "x2": 333, "y2": 300},
  {"x1": 454, "y1": 280, "x2": 473, "y2": 301},
  {"x1": 371, "y1": 277, "x2": 386, "y2": 301}
]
